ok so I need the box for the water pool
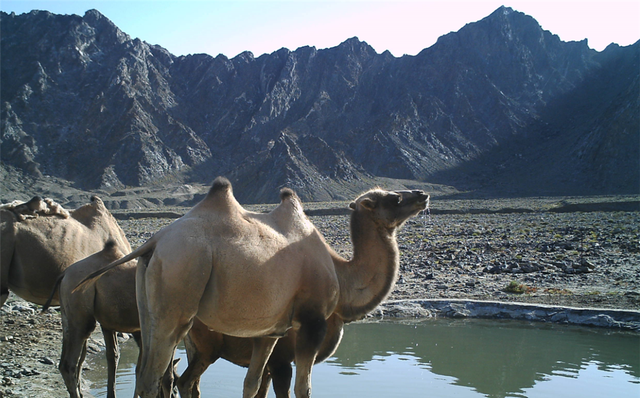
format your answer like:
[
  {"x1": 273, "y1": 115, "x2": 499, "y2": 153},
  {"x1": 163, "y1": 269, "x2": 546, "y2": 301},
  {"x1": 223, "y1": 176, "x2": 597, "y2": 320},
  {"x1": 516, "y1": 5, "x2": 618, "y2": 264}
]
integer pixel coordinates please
[{"x1": 85, "y1": 318, "x2": 639, "y2": 397}]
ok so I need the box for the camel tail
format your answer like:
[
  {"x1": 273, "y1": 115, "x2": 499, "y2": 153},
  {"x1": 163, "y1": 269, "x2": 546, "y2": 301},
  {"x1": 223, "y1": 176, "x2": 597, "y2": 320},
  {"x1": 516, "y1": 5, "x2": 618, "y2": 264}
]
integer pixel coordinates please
[
  {"x1": 41, "y1": 272, "x2": 65, "y2": 313},
  {"x1": 72, "y1": 238, "x2": 157, "y2": 294}
]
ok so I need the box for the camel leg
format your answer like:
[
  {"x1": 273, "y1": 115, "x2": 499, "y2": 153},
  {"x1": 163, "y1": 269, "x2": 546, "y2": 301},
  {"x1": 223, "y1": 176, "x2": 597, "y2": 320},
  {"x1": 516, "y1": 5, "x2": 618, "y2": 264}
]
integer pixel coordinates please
[
  {"x1": 243, "y1": 337, "x2": 278, "y2": 398},
  {"x1": 161, "y1": 356, "x2": 179, "y2": 398},
  {"x1": 58, "y1": 340, "x2": 87, "y2": 398},
  {"x1": 293, "y1": 317, "x2": 327, "y2": 398},
  {"x1": 0, "y1": 287, "x2": 7, "y2": 308},
  {"x1": 135, "y1": 270, "x2": 175, "y2": 398},
  {"x1": 253, "y1": 368, "x2": 274, "y2": 398},
  {"x1": 177, "y1": 331, "x2": 220, "y2": 398},
  {"x1": 59, "y1": 314, "x2": 96, "y2": 398},
  {"x1": 135, "y1": 260, "x2": 195, "y2": 398},
  {"x1": 132, "y1": 331, "x2": 142, "y2": 375},
  {"x1": 0, "y1": 240, "x2": 12, "y2": 307},
  {"x1": 135, "y1": 319, "x2": 183, "y2": 397},
  {"x1": 269, "y1": 361, "x2": 292, "y2": 398},
  {"x1": 101, "y1": 327, "x2": 120, "y2": 398},
  {"x1": 315, "y1": 316, "x2": 344, "y2": 363}
]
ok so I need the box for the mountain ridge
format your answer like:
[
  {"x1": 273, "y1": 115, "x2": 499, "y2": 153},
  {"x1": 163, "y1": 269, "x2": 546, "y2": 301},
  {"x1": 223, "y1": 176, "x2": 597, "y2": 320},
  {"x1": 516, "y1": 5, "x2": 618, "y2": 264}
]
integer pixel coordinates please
[{"x1": 1, "y1": 6, "x2": 638, "y2": 204}]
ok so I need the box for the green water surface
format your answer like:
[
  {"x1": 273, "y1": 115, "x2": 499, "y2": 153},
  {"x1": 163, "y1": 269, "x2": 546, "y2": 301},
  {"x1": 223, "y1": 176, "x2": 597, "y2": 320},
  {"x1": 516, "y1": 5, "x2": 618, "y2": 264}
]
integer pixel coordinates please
[{"x1": 87, "y1": 318, "x2": 640, "y2": 397}]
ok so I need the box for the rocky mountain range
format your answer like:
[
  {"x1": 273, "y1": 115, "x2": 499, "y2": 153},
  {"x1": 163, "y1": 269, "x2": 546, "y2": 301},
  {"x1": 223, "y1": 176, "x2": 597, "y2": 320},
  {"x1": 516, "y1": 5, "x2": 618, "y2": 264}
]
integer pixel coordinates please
[{"x1": 1, "y1": 6, "x2": 638, "y2": 205}]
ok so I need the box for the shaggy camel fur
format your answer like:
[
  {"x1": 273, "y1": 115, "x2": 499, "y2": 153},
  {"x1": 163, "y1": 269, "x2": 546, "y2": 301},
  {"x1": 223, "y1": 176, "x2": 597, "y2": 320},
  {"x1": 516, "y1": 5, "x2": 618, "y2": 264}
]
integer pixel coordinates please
[
  {"x1": 77, "y1": 177, "x2": 428, "y2": 398},
  {"x1": 42, "y1": 241, "x2": 178, "y2": 398},
  {"x1": 1, "y1": 196, "x2": 129, "y2": 307},
  {"x1": 0, "y1": 196, "x2": 69, "y2": 221}
]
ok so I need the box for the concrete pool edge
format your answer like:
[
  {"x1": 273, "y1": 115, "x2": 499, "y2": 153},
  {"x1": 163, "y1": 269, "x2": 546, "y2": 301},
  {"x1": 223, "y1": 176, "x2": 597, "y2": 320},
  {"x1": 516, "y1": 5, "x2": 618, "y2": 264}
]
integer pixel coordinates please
[{"x1": 374, "y1": 299, "x2": 640, "y2": 331}]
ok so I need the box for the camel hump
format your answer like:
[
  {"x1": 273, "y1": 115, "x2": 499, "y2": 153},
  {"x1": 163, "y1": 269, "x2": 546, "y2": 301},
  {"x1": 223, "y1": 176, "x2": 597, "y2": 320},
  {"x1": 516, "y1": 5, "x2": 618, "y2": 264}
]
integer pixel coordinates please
[
  {"x1": 27, "y1": 196, "x2": 44, "y2": 206},
  {"x1": 100, "y1": 239, "x2": 130, "y2": 263},
  {"x1": 71, "y1": 195, "x2": 107, "y2": 224},
  {"x1": 279, "y1": 187, "x2": 297, "y2": 201},
  {"x1": 202, "y1": 176, "x2": 243, "y2": 210},
  {"x1": 103, "y1": 240, "x2": 120, "y2": 255},
  {"x1": 208, "y1": 177, "x2": 232, "y2": 195},
  {"x1": 88, "y1": 195, "x2": 106, "y2": 209},
  {"x1": 73, "y1": 237, "x2": 156, "y2": 293}
]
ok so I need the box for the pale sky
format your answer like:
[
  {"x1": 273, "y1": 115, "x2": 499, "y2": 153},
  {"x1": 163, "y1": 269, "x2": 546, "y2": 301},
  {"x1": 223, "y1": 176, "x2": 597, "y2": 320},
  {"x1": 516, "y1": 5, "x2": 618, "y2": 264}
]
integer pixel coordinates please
[{"x1": 1, "y1": 1, "x2": 639, "y2": 58}]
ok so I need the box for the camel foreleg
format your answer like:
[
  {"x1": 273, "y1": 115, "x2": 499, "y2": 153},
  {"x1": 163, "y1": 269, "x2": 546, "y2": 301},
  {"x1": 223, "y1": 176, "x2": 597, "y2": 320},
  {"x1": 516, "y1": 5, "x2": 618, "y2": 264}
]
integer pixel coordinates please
[
  {"x1": 293, "y1": 316, "x2": 327, "y2": 398},
  {"x1": 243, "y1": 337, "x2": 278, "y2": 398},
  {"x1": 267, "y1": 360, "x2": 292, "y2": 398}
]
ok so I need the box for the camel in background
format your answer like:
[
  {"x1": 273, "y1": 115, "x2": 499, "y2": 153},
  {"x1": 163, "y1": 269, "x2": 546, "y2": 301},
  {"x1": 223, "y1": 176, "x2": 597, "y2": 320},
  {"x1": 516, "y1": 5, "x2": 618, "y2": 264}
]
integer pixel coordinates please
[
  {"x1": 43, "y1": 241, "x2": 138, "y2": 398},
  {"x1": 1, "y1": 195, "x2": 129, "y2": 307},
  {"x1": 42, "y1": 241, "x2": 178, "y2": 398},
  {"x1": 178, "y1": 314, "x2": 344, "y2": 398},
  {"x1": 1, "y1": 196, "x2": 70, "y2": 221},
  {"x1": 77, "y1": 177, "x2": 428, "y2": 398}
]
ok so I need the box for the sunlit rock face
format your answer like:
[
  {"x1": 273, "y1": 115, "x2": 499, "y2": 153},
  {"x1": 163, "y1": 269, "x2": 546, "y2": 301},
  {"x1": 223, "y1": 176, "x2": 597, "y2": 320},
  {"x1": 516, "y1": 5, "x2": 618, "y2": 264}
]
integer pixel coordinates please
[{"x1": 1, "y1": 7, "x2": 638, "y2": 202}]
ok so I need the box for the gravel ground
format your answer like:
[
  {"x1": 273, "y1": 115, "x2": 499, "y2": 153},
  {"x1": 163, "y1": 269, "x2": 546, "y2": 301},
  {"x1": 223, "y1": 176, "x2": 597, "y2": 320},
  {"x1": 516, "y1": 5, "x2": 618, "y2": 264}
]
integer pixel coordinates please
[{"x1": 1, "y1": 200, "x2": 639, "y2": 398}]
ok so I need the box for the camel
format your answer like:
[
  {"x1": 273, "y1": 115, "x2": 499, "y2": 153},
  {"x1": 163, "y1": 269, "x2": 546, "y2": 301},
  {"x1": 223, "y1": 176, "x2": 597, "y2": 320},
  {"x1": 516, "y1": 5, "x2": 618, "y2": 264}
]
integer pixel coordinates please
[
  {"x1": 41, "y1": 236, "x2": 339, "y2": 398},
  {"x1": 0, "y1": 196, "x2": 69, "y2": 221},
  {"x1": 43, "y1": 241, "x2": 139, "y2": 398},
  {"x1": 1, "y1": 195, "x2": 130, "y2": 307},
  {"x1": 178, "y1": 182, "x2": 428, "y2": 398},
  {"x1": 178, "y1": 314, "x2": 344, "y2": 398},
  {"x1": 77, "y1": 177, "x2": 428, "y2": 398},
  {"x1": 42, "y1": 241, "x2": 178, "y2": 398}
]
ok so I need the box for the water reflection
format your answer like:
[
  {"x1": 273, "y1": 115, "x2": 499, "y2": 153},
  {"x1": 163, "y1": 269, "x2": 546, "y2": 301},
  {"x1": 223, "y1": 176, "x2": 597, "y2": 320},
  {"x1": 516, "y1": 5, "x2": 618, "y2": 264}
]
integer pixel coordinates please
[
  {"x1": 87, "y1": 318, "x2": 639, "y2": 398},
  {"x1": 328, "y1": 319, "x2": 639, "y2": 397}
]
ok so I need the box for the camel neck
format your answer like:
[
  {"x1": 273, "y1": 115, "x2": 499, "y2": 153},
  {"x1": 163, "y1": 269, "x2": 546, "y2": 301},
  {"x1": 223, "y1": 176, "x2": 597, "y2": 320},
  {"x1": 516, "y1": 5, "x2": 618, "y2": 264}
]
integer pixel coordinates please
[{"x1": 334, "y1": 211, "x2": 400, "y2": 322}]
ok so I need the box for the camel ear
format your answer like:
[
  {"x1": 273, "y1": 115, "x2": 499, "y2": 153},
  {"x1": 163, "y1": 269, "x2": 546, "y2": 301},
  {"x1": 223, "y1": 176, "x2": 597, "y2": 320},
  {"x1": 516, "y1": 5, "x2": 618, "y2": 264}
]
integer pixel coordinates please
[
  {"x1": 359, "y1": 198, "x2": 377, "y2": 211},
  {"x1": 349, "y1": 201, "x2": 356, "y2": 210}
]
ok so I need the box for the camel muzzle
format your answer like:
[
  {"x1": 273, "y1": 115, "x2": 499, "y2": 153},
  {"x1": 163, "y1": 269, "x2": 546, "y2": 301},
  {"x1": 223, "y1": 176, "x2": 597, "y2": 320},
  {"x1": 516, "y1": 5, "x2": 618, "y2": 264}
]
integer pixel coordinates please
[{"x1": 394, "y1": 190, "x2": 429, "y2": 206}]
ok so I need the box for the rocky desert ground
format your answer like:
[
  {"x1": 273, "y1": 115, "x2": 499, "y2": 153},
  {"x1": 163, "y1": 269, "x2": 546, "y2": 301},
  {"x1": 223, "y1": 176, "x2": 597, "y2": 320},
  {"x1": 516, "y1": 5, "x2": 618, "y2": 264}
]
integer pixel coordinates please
[{"x1": 1, "y1": 195, "x2": 639, "y2": 397}]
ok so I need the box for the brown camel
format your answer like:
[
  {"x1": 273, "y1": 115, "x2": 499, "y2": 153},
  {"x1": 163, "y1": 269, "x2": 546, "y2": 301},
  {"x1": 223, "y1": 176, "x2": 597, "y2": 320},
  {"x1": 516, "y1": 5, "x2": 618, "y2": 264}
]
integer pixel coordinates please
[
  {"x1": 178, "y1": 183, "x2": 427, "y2": 398},
  {"x1": 45, "y1": 238, "x2": 338, "y2": 398},
  {"x1": 178, "y1": 314, "x2": 344, "y2": 398},
  {"x1": 42, "y1": 241, "x2": 178, "y2": 398},
  {"x1": 1, "y1": 196, "x2": 130, "y2": 307},
  {"x1": 77, "y1": 177, "x2": 428, "y2": 398},
  {"x1": 43, "y1": 241, "x2": 138, "y2": 398}
]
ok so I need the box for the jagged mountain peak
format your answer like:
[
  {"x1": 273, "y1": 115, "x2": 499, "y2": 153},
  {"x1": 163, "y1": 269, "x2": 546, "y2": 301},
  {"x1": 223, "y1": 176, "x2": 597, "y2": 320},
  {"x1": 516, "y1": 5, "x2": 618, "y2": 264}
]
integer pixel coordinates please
[
  {"x1": 82, "y1": 8, "x2": 130, "y2": 44},
  {"x1": 337, "y1": 36, "x2": 375, "y2": 51},
  {"x1": 1, "y1": 7, "x2": 637, "y2": 204}
]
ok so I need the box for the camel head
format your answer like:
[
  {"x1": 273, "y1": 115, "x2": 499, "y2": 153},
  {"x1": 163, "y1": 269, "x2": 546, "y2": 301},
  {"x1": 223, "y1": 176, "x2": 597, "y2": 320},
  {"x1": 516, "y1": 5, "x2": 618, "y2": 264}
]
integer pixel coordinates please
[{"x1": 349, "y1": 189, "x2": 429, "y2": 229}]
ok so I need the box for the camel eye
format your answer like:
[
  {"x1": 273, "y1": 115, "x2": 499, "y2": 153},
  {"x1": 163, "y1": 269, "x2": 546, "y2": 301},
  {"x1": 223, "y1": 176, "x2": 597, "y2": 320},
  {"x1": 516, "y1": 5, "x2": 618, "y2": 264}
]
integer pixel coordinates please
[{"x1": 386, "y1": 193, "x2": 402, "y2": 206}]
